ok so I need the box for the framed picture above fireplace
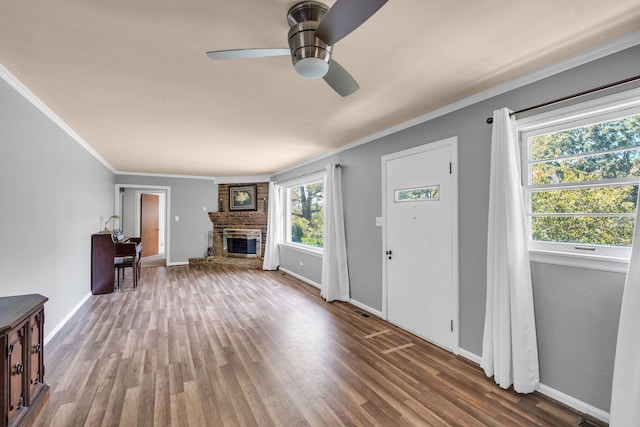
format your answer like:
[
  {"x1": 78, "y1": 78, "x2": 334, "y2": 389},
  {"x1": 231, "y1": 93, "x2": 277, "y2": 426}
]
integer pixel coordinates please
[{"x1": 229, "y1": 185, "x2": 257, "y2": 211}]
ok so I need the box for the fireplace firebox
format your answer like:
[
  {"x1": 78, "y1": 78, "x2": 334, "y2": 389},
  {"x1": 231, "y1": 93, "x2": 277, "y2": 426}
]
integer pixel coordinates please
[{"x1": 222, "y1": 229, "x2": 262, "y2": 258}]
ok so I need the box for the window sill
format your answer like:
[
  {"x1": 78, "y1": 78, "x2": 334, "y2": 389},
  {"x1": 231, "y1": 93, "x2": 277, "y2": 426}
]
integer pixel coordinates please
[
  {"x1": 529, "y1": 249, "x2": 629, "y2": 274},
  {"x1": 279, "y1": 243, "x2": 323, "y2": 258}
]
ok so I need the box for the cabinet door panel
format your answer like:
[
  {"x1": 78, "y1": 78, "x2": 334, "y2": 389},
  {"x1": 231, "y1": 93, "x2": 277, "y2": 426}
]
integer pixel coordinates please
[
  {"x1": 7, "y1": 327, "x2": 26, "y2": 424},
  {"x1": 29, "y1": 311, "x2": 44, "y2": 400}
]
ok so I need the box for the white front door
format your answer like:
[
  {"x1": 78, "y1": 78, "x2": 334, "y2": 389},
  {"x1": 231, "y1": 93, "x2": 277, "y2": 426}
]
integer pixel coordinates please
[{"x1": 382, "y1": 137, "x2": 458, "y2": 351}]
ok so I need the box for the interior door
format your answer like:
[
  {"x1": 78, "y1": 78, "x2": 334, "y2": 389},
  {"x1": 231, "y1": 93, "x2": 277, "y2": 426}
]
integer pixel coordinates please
[
  {"x1": 384, "y1": 139, "x2": 457, "y2": 351},
  {"x1": 141, "y1": 193, "x2": 159, "y2": 257}
]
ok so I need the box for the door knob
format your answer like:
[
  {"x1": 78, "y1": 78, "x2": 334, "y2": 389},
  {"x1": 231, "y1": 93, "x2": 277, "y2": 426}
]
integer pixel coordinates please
[{"x1": 386, "y1": 250, "x2": 392, "y2": 260}]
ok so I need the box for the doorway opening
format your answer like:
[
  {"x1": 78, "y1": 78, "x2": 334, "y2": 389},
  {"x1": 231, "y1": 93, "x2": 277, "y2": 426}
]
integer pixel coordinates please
[{"x1": 114, "y1": 184, "x2": 171, "y2": 266}]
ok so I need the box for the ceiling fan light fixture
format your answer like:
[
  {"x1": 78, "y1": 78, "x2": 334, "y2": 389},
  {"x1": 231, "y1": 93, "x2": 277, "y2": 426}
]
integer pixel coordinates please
[
  {"x1": 206, "y1": 0, "x2": 376, "y2": 96},
  {"x1": 295, "y1": 57, "x2": 330, "y2": 79},
  {"x1": 288, "y1": 18, "x2": 332, "y2": 80}
]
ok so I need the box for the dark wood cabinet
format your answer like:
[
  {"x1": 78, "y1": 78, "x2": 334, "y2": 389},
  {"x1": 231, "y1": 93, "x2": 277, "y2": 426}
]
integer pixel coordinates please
[
  {"x1": 0, "y1": 294, "x2": 48, "y2": 427},
  {"x1": 91, "y1": 233, "x2": 115, "y2": 294}
]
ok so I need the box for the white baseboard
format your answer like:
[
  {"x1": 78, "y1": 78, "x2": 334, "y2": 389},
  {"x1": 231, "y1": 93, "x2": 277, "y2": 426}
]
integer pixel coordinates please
[
  {"x1": 168, "y1": 261, "x2": 189, "y2": 266},
  {"x1": 537, "y1": 384, "x2": 609, "y2": 424},
  {"x1": 349, "y1": 298, "x2": 383, "y2": 318},
  {"x1": 278, "y1": 267, "x2": 321, "y2": 289},
  {"x1": 276, "y1": 271, "x2": 383, "y2": 319},
  {"x1": 458, "y1": 348, "x2": 482, "y2": 365},
  {"x1": 455, "y1": 349, "x2": 609, "y2": 423},
  {"x1": 44, "y1": 292, "x2": 91, "y2": 345}
]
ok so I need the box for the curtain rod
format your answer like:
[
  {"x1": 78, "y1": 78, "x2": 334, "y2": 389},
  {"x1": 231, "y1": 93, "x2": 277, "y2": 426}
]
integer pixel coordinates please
[
  {"x1": 486, "y1": 74, "x2": 640, "y2": 124},
  {"x1": 275, "y1": 164, "x2": 341, "y2": 185}
]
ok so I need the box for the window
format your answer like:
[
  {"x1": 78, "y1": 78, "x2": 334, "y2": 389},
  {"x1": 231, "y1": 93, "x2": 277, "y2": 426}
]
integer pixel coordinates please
[
  {"x1": 395, "y1": 185, "x2": 440, "y2": 202},
  {"x1": 284, "y1": 176, "x2": 324, "y2": 250},
  {"x1": 519, "y1": 90, "x2": 640, "y2": 260}
]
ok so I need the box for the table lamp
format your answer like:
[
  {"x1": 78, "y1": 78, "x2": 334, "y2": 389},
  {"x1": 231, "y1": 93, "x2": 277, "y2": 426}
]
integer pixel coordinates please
[{"x1": 102, "y1": 215, "x2": 119, "y2": 234}]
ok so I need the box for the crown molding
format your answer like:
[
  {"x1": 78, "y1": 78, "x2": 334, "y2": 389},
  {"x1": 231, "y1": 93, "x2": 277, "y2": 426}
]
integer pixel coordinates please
[
  {"x1": 273, "y1": 30, "x2": 640, "y2": 177},
  {"x1": 0, "y1": 64, "x2": 116, "y2": 173},
  {"x1": 3, "y1": 29, "x2": 640, "y2": 180}
]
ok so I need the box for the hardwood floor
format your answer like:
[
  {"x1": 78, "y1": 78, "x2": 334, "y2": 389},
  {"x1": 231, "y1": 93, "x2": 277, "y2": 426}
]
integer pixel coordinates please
[{"x1": 35, "y1": 265, "x2": 596, "y2": 426}]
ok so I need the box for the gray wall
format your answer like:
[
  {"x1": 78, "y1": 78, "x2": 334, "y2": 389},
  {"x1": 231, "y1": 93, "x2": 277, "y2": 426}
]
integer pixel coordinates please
[
  {"x1": 272, "y1": 45, "x2": 640, "y2": 412},
  {"x1": 114, "y1": 175, "x2": 216, "y2": 264},
  {"x1": 532, "y1": 263, "x2": 624, "y2": 411},
  {"x1": 279, "y1": 246, "x2": 322, "y2": 286},
  {"x1": 0, "y1": 74, "x2": 114, "y2": 340}
]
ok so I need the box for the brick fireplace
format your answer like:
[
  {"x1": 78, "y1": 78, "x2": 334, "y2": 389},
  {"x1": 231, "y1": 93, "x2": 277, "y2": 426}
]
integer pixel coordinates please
[{"x1": 191, "y1": 182, "x2": 269, "y2": 268}]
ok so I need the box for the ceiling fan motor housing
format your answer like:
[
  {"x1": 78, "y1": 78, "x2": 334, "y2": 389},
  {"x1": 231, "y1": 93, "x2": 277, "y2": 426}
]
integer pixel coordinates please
[{"x1": 287, "y1": 1, "x2": 332, "y2": 79}]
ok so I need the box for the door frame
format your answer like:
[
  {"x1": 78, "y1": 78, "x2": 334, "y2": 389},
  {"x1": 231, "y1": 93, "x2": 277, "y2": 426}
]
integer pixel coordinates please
[
  {"x1": 114, "y1": 184, "x2": 171, "y2": 265},
  {"x1": 381, "y1": 136, "x2": 459, "y2": 354}
]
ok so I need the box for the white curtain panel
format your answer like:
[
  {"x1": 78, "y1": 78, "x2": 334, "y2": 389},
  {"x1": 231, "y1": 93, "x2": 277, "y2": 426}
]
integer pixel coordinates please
[
  {"x1": 320, "y1": 163, "x2": 350, "y2": 302},
  {"x1": 609, "y1": 191, "x2": 640, "y2": 426},
  {"x1": 262, "y1": 182, "x2": 282, "y2": 270},
  {"x1": 480, "y1": 108, "x2": 540, "y2": 393}
]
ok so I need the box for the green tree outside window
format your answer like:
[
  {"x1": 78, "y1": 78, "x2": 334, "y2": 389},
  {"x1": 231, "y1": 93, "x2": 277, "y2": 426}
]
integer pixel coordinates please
[
  {"x1": 290, "y1": 182, "x2": 324, "y2": 248},
  {"x1": 527, "y1": 114, "x2": 640, "y2": 246}
]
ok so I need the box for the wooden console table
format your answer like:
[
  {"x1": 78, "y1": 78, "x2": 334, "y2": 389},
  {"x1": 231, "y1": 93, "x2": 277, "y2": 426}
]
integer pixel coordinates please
[{"x1": 0, "y1": 294, "x2": 49, "y2": 427}]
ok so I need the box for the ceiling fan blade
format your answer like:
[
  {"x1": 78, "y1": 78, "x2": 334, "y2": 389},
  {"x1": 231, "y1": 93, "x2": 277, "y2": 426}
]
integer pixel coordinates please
[
  {"x1": 315, "y1": 0, "x2": 388, "y2": 46},
  {"x1": 323, "y1": 60, "x2": 359, "y2": 97},
  {"x1": 206, "y1": 48, "x2": 290, "y2": 60}
]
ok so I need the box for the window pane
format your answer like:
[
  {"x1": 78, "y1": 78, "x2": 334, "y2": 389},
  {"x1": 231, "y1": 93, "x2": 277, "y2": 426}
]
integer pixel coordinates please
[
  {"x1": 530, "y1": 114, "x2": 640, "y2": 162},
  {"x1": 395, "y1": 186, "x2": 439, "y2": 202},
  {"x1": 531, "y1": 150, "x2": 640, "y2": 185},
  {"x1": 531, "y1": 186, "x2": 638, "y2": 214},
  {"x1": 290, "y1": 182, "x2": 323, "y2": 248},
  {"x1": 531, "y1": 216, "x2": 634, "y2": 246},
  {"x1": 524, "y1": 102, "x2": 640, "y2": 252}
]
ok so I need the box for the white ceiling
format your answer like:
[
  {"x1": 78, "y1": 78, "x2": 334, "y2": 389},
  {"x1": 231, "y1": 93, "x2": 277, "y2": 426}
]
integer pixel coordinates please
[{"x1": 1, "y1": 1, "x2": 639, "y2": 177}]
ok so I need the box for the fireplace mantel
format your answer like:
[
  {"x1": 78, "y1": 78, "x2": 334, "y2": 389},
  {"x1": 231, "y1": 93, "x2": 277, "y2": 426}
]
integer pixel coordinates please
[{"x1": 209, "y1": 211, "x2": 267, "y2": 225}]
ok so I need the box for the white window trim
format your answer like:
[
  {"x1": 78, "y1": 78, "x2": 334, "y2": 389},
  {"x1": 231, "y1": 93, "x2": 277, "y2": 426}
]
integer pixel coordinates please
[
  {"x1": 530, "y1": 248, "x2": 629, "y2": 274},
  {"x1": 278, "y1": 242, "x2": 323, "y2": 258},
  {"x1": 517, "y1": 87, "x2": 640, "y2": 271},
  {"x1": 281, "y1": 171, "x2": 326, "y2": 252}
]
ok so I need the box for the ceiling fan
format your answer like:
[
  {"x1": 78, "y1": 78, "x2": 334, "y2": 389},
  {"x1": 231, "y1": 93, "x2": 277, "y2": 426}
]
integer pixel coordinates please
[{"x1": 206, "y1": 0, "x2": 387, "y2": 97}]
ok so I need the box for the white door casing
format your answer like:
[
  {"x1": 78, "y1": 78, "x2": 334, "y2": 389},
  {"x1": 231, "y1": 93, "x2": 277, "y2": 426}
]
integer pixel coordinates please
[
  {"x1": 114, "y1": 184, "x2": 171, "y2": 265},
  {"x1": 381, "y1": 137, "x2": 459, "y2": 353}
]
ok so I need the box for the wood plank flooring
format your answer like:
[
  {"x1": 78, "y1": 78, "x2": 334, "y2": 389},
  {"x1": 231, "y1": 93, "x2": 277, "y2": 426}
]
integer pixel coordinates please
[{"x1": 34, "y1": 265, "x2": 597, "y2": 426}]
